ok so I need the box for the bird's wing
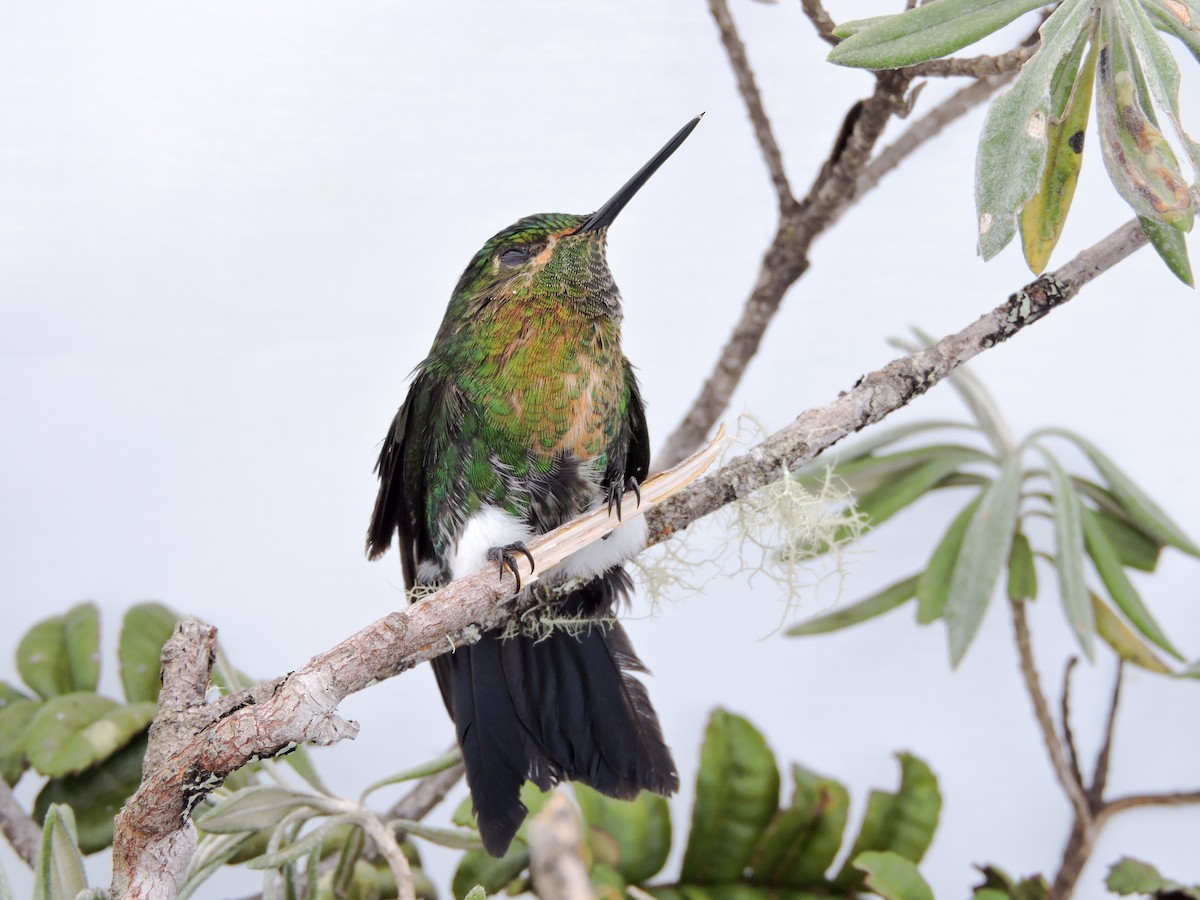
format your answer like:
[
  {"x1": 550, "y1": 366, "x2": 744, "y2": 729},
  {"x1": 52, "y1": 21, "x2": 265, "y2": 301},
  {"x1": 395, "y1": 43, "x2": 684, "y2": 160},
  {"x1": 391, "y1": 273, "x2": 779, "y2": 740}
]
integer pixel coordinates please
[{"x1": 602, "y1": 359, "x2": 650, "y2": 495}]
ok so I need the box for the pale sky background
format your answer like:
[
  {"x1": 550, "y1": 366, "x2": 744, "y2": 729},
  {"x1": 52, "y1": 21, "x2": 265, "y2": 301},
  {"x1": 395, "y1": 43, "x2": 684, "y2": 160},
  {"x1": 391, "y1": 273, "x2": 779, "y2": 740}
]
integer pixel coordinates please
[{"x1": 2, "y1": 2, "x2": 1199, "y2": 898}]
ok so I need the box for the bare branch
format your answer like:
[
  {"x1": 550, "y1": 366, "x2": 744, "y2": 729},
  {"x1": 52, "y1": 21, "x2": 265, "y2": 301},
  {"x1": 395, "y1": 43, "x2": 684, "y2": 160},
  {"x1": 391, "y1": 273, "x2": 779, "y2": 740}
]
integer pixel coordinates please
[
  {"x1": 110, "y1": 216, "x2": 1148, "y2": 898},
  {"x1": 528, "y1": 793, "x2": 595, "y2": 900},
  {"x1": 904, "y1": 46, "x2": 1035, "y2": 77},
  {"x1": 1009, "y1": 599, "x2": 1092, "y2": 825},
  {"x1": 1101, "y1": 790, "x2": 1200, "y2": 819},
  {"x1": 800, "y1": 0, "x2": 840, "y2": 46},
  {"x1": 385, "y1": 756, "x2": 466, "y2": 837},
  {"x1": 0, "y1": 777, "x2": 40, "y2": 868},
  {"x1": 1060, "y1": 657, "x2": 1085, "y2": 797},
  {"x1": 709, "y1": 0, "x2": 796, "y2": 210},
  {"x1": 1090, "y1": 662, "x2": 1124, "y2": 804}
]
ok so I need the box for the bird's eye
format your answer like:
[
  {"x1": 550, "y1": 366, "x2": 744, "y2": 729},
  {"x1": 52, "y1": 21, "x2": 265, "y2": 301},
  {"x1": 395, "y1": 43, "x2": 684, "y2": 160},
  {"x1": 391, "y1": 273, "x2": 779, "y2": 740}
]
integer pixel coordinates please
[{"x1": 499, "y1": 247, "x2": 530, "y2": 267}]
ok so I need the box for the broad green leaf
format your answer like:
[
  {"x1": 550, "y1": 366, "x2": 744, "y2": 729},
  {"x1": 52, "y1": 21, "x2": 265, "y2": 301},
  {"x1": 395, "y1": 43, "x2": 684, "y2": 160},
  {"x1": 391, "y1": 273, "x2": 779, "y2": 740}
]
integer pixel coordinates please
[
  {"x1": 390, "y1": 819, "x2": 484, "y2": 851},
  {"x1": 1092, "y1": 592, "x2": 1173, "y2": 673},
  {"x1": 918, "y1": 496, "x2": 985, "y2": 623},
  {"x1": 1096, "y1": 5, "x2": 1194, "y2": 230},
  {"x1": 197, "y1": 786, "x2": 316, "y2": 834},
  {"x1": 1046, "y1": 429, "x2": 1200, "y2": 556},
  {"x1": 1020, "y1": 35, "x2": 1097, "y2": 273},
  {"x1": 1142, "y1": 0, "x2": 1200, "y2": 64},
  {"x1": 575, "y1": 784, "x2": 671, "y2": 884},
  {"x1": 62, "y1": 604, "x2": 100, "y2": 695},
  {"x1": 1082, "y1": 507, "x2": 1182, "y2": 659},
  {"x1": 749, "y1": 764, "x2": 850, "y2": 889},
  {"x1": 787, "y1": 575, "x2": 918, "y2": 636},
  {"x1": 1093, "y1": 511, "x2": 1163, "y2": 572},
  {"x1": 946, "y1": 456, "x2": 1022, "y2": 665},
  {"x1": 25, "y1": 695, "x2": 156, "y2": 778},
  {"x1": 0, "y1": 697, "x2": 41, "y2": 785},
  {"x1": 1007, "y1": 531, "x2": 1039, "y2": 601},
  {"x1": 18, "y1": 617, "x2": 74, "y2": 700},
  {"x1": 33, "y1": 805, "x2": 87, "y2": 900},
  {"x1": 828, "y1": 0, "x2": 1051, "y2": 68},
  {"x1": 1107, "y1": 856, "x2": 1200, "y2": 896},
  {"x1": 855, "y1": 850, "x2": 935, "y2": 900},
  {"x1": 1117, "y1": 0, "x2": 1200, "y2": 174},
  {"x1": 680, "y1": 710, "x2": 780, "y2": 884},
  {"x1": 463, "y1": 887, "x2": 488, "y2": 900},
  {"x1": 118, "y1": 603, "x2": 180, "y2": 704},
  {"x1": 360, "y1": 750, "x2": 461, "y2": 801},
  {"x1": 973, "y1": 863, "x2": 1049, "y2": 899},
  {"x1": 34, "y1": 733, "x2": 149, "y2": 854},
  {"x1": 1043, "y1": 452, "x2": 1094, "y2": 659},
  {"x1": 452, "y1": 846, "x2": 530, "y2": 899},
  {"x1": 977, "y1": 0, "x2": 1101, "y2": 260},
  {"x1": 833, "y1": 754, "x2": 941, "y2": 891},
  {"x1": 0, "y1": 682, "x2": 30, "y2": 706},
  {"x1": 1140, "y1": 215, "x2": 1195, "y2": 285},
  {"x1": 246, "y1": 814, "x2": 360, "y2": 869}
]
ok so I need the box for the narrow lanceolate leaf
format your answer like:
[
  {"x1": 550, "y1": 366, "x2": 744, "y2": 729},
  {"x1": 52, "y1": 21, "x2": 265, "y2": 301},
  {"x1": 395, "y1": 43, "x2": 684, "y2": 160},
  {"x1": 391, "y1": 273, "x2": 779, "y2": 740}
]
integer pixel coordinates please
[
  {"x1": 1140, "y1": 214, "x2": 1195, "y2": 285},
  {"x1": 788, "y1": 575, "x2": 919, "y2": 636},
  {"x1": 828, "y1": 0, "x2": 1052, "y2": 68},
  {"x1": 855, "y1": 851, "x2": 935, "y2": 900},
  {"x1": 1142, "y1": 0, "x2": 1200, "y2": 65},
  {"x1": 680, "y1": 710, "x2": 781, "y2": 884},
  {"x1": 389, "y1": 819, "x2": 485, "y2": 851},
  {"x1": 977, "y1": 0, "x2": 1100, "y2": 260},
  {"x1": 33, "y1": 805, "x2": 87, "y2": 900},
  {"x1": 118, "y1": 603, "x2": 180, "y2": 704},
  {"x1": 1042, "y1": 452, "x2": 1094, "y2": 659},
  {"x1": 918, "y1": 496, "x2": 985, "y2": 623},
  {"x1": 749, "y1": 764, "x2": 850, "y2": 889},
  {"x1": 246, "y1": 815, "x2": 360, "y2": 869},
  {"x1": 359, "y1": 749, "x2": 461, "y2": 800},
  {"x1": 832, "y1": 14, "x2": 896, "y2": 39},
  {"x1": 1047, "y1": 429, "x2": 1200, "y2": 555},
  {"x1": 806, "y1": 443, "x2": 987, "y2": 500},
  {"x1": 945, "y1": 456, "x2": 1022, "y2": 666},
  {"x1": 834, "y1": 754, "x2": 941, "y2": 892},
  {"x1": 1096, "y1": 6, "x2": 1194, "y2": 230},
  {"x1": 197, "y1": 787, "x2": 317, "y2": 834},
  {"x1": 1007, "y1": 531, "x2": 1039, "y2": 600},
  {"x1": 1092, "y1": 592, "x2": 1173, "y2": 673},
  {"x1": 1020, "y1": 35, "x2": 1098, "y2": 273},
  {"x1": 1117, "y1": 0, "x2": 1200, "y2": 175},
  {"x1": 24, "y1": 695, "x2": 156, "y2": 778},
  {"x1": 1082, "y1": 507, "x2": 1182, "y2": 659},
  {"x1": 1072, "y1": 477, "x2": 1166, "y2": 570}
]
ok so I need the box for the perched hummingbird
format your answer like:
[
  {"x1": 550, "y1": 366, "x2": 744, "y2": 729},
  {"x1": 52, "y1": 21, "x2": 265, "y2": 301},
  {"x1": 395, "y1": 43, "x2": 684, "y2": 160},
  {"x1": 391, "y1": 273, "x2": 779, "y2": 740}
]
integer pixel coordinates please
[{"x1": 367, "y1": 116, "x2": 700, "y2": 857}]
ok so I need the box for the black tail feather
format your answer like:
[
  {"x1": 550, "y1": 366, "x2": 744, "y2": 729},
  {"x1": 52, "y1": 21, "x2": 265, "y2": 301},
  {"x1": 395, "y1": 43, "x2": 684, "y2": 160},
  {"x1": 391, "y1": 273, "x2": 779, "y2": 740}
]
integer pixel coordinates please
[{"x1": 433, "y1": 568, "x2": 677, "y2": 857}]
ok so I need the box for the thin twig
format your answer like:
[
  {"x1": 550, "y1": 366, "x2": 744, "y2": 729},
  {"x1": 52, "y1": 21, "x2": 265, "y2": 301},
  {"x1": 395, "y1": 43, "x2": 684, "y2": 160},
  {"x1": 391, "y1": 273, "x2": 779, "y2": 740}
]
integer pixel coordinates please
[
  {"x1": 799, "y1": 0, "x2": 840, "y2": 46},
  {"x1": 1100, "y1": 790, "x2": 1200, "y2": 819},
  {"x1": 1090, "y1": 662, "x2": 1124, "y2": 803},
  {"x1": 0, "y1": 777, "x2": 41, "y2": 867},
  {"x1": 709, "y1": 0, "x2": 796, "y2": 211},
  {"x1": 528, "y1": 793, "x2": 595, "y2": 900},
  {"x1": 904, "y1": 46, "x2": 1035, "y2": 77},
  {"x1": 1008, "y1": 599, "x2": 1092, "y2": 824},
  {"x1": 1060, "y1": 657, "x2": 1085, "y2": 796},
  {"x1": 385, "y1": 757, "x2": 466, "y2": 841},
  {"x1": 109, "y1": 215, "x2": 1148, "y2": 899}
]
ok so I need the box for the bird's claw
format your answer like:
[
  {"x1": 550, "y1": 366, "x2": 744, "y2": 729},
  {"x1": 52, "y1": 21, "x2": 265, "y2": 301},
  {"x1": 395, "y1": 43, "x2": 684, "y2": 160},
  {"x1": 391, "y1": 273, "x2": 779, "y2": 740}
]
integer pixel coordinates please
[
  {"x1": 606, "y1": 477, "x2": 642, "y2": 522},
  {"x1": 487, "y1": 541, "x2": 535, "y2": 592}
]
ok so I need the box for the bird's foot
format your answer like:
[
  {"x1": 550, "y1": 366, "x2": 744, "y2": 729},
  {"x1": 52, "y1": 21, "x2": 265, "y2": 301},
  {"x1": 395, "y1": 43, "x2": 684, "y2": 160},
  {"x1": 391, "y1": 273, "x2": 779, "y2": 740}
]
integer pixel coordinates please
[
  {"x1": 605, "y1": 476, "x2": 642, "y2": 522},
  {"x1": 487, "y1": 541, "x2": 535, "y2": 592}
]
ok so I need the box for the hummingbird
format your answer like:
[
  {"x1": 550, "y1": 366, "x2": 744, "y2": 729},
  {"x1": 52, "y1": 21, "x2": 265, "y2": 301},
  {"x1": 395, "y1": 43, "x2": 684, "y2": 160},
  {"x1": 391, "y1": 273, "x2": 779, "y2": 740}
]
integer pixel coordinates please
[{"x1": 367, "y1": 116, "x2": 700, "y2": 857}]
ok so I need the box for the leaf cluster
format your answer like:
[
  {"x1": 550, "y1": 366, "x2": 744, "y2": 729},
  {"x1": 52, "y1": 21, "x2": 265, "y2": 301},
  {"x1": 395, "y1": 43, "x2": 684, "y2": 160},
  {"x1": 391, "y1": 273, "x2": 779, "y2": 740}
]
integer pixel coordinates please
[
  {"x1": 827, "y1": 0, "x2": 1199, "y2": 283},
  {"x1": 791, "y1": 347, "x2": 1198, "y2": 670}
]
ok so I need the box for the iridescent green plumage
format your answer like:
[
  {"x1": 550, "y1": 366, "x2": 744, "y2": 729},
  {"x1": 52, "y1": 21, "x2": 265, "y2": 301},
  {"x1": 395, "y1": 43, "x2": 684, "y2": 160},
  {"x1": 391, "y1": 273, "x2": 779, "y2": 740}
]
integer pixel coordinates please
[{"x1": 367, "y1": 117, "x2": 701, "y2": 858}]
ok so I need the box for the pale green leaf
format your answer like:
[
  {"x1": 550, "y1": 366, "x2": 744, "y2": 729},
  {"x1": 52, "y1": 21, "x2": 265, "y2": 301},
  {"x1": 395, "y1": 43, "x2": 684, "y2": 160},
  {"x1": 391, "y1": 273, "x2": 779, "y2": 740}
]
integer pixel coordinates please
[
  {"x1": 946, "y1": 456, "x2": 1022, "y2": 665},
  {"x1": 25, "y1": 694, "x2": 155, "y2": 778},
  {"x1": 360, "y1": 750, "x2": 461, "y2": 801},
  {"x1": 977, "y1": 0, "x2": 1101, "y2": 260},
  {"x1": 196, "y1": 787, "x2": 316, "y2": 834},
  {"x1": 62, "y1": 604, "x2": 101, "y2": 695},
  {"x1": 118, "y1": 603, "x2": 180, "y2": 704},
  {"x1": 1007, "y1": 531, "x2": 1039, "y2": 600},
  {"x1": 34, "y1": 805, "x2": 87, "y2": 900},
  {"x1": 575, "y1": 784, "x2": 672, "y2": 884},
  {"x1": 918, "y1": 496, "x2": 985, "y2": 623},
  {"x1": 1142, "y1": 0, "x2": 1200, "y2": 65},
  {"x1": 1140, "y1": 215, "x2": 1195, "y2": 286},
  {"x1": 1092, "y1": 592, "x2": 1173, "y2": 673},
  {"x1": 18, "y1": 618, "x2": 74, "y2": 700},
  {"x1": 246, "y1": 815, "x2": 360, "y2": 869},
  {"x1": 1107, "y1": 856, "x2": 1200, "y2": 896},
  {"x1": 1042, "y1": 451, "x2": 1094, "y2": 658},
  {"x1": 829, "y1": 0, "x2": 1051, "y2": 68},
  {"x1": 390, "y1": 819, "x2": 485, "y2": 851}
]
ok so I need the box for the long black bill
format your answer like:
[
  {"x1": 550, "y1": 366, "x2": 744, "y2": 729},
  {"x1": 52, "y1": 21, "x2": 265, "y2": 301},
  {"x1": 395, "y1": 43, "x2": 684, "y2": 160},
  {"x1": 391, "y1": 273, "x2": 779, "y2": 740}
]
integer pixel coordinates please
[{"x1": 574, "y1": 114, "x2": 703, "y2": 234}]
